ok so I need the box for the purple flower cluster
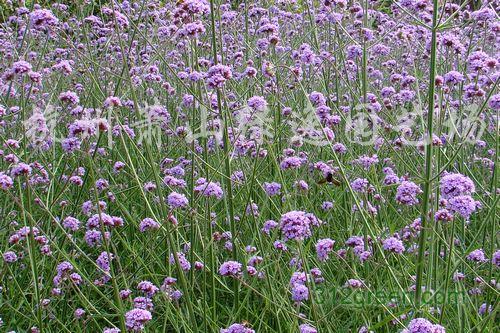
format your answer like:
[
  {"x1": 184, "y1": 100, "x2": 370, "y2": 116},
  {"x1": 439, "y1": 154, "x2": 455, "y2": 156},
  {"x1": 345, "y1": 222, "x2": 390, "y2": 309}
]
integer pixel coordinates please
[
  {"x1": 219, "y1": 261, "x2": 243, "y2": 278},
  {"x1": 139, "y1": 218, "x2": 160, "y2": 232},
  {"x1": 382, "y1": 237, "x2": 405, "y2": 254},
  {"x1": 220, "y1": 323, "x2": 255, "y2": 333},
  {"x1": 194, "y1": 178, "x2": 224, "y2": 199},
  {"x1": 395, "y1": 181, "x2": 422, "y2": 206},
  {"x1": 263, "y1": 182, "x2": 281, "y2": 196},
  {"x1": 439, "y1": 173, "x2": 479, "y2": 219},
  {"x1": 316, "y1": 238, "x2": 335, "y2": 261},
  {"x1": 124, "y1": 308, "x2": 152, "y2": 331},
  {"x1": 279, "y1": 211, "x2": 322, "y2": 241},
  {"x1": 439, "y1": 173, "x2": 475, "y2": 199},
  {"x1": 401, "y1": 318, "x2": 445, "y2": 333},
  {"x1": 299, "y1": 324, "x2": 318, "y2": 333},
  {"x1": 167, "y1": 191, "x2": 189, "y2": 209}
]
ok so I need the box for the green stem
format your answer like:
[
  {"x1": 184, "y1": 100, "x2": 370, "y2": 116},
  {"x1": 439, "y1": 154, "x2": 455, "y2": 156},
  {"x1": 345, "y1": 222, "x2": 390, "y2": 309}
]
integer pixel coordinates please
[
  {"x1": 208, "y1": 0, "x2": 240, "y2": 312},
  {"x1": 414, "y1": 0, "x2": 440, "y2": 314}
]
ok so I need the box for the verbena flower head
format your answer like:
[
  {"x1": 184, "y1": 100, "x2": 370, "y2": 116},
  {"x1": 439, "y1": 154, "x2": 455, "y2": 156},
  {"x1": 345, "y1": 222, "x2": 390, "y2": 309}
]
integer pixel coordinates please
[
  {"x1": 488, "y1": 93, "x2": 500, "y2": 110},
  {"x1": 194, "y1": 178, "x2": 224, "y2": 199},
  {"x1": 466, "y1": 249, "x2": 487, "y2": 263},
  {"x1": 263, "y1": 182, "x2": 281, "y2": 196},
  {"x1": 439, "y1": 173, "x2": 475, "y2": 200},
  {"x1": 206, "y1": 64, "x2": 232, "y2": 89},
  {"x1": 279, "y1": 211, "x2": 322, "y2": 241},
  {"x1": 137, "y1": 281, "x2": 159, "y2": 297},
  {"x1": 30, "y1": 9, "x2": 59, "y2": 30},
  {"x1": 395, "y1": 181, "x2": 422, "y2": 206},
  {"x1": 316, "y1": 238, "x2": 335, "y2": 261},
  {"x1": 247, "y1": 96, "x2": 268, "y2": 112},
  {"x1": 446, "y1": 195, "x2": 480, "y2": 219},
  {"x1": 299, "y1": 324, "x2": 318, "y2": 333},
  {"x1": 219, "y1": 261, "x2": 243, "y2": 278},
  {"x1": 103, "y1": 328, "x2": 121, "y2": 333},
  {"x1": 167, "y1": 191, "x2": 189, "y2": 209},
  {"x1": 139, "y1": 218, "x2": 160, "y2": 232},
  {"x1": 351, "y1": 178, "x2": 369, "y2": 193},
  {"x1": 220, "y1": 323, "x2": 255, "y2": 333},
  {"x1": 124, "y1": 308, "x2": 152, "y2": 331},
  {"x1": 0, "y1": 173, "x2": 14, "y2": 190},
  {"x1": 401, "y1": 318, "x2": 446, "y2": 333},
  {"x1": 3, "y1": 251, "x2": 18, "y2": 263},
  {"x1": 492, "y1": 250, "x2": 500, "y2": 267},
  {"x1": 382, "y1": 237, "x2": 405, "y2": 254},
  {"x1": 169, "y1": 252, "x2": 191, "y2": 271},
  {"x1": 291, "y1": 283, "x2": 309, "y2": 302}
]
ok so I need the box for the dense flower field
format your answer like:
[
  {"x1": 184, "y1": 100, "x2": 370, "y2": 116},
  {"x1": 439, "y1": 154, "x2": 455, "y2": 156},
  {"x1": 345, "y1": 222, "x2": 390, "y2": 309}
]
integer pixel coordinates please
[{"x1": 0, "y1": 0, "x2": 498, "y2": 332}]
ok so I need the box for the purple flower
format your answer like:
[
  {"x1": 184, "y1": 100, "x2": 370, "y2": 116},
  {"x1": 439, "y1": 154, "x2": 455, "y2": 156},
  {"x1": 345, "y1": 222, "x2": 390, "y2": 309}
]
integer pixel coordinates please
[
  {"x1": 446, "y1": 195, "x2": 479, "y2": 219},
  {"x1": 345, "y1": 279, "x2": 365, "y2": 289},
  {"x1": 261, "y1": 220, "x2": 278, "y2": 235},
  {"x1": 291, "y1": 283, "x2": 309, "y2": 302},
  {"x1": 471, "y1": 8, "x2": 496, "y2": 21},
  {"x1": 294, "y1": 180, "x2": 309, "y2": 192},
  {"x1": 0, "y1": 173, "x2": 14, "y2": 190},
  {"x1": 279, "y1": 211, "x2": 322, "y2": 241},
  {"x1": 74, "y1": 308, "x2": 85, "y2": 319},
  {"x1": 316, "y1": 238, "x2": 335, "y2": 261},
  {"x1": 103, "y1": 328, "x2": 121, "y2": 333},
  {"x1": 280, "y1": 156, "x2": 305, "y2": 170},
  {"x1": 263, "y1": 182, "x2": 281, "y2": 196},
  {"x1": 382, "y1": 237, "x2": 405, "y2": 254},
  {"x1": 137, "y1": 281, "x2": 159, "y2": 297},
  {"x1": 434, "y1": 209, "x2": 453, "y2": 223},
  {"x1": 395, "y1": 181, "x2": 422, "y2": 206},
  {"x1": 194, "y1": 178, "x2": 224, "y2": 199},
  {"x1": 439, "y1": 173, "x2": 475, "y2": 200},
  {"x1": 321, "y1": 201, "x2": 334, "y2": 211},
  {"x1": 353, "y1": 154, "x2": 379, "y2": 170},
  {"x1": 167, "y1": 191, "x2": 189, "y2": 209},
  {"x1": 133, "y1": 297, "x2": 153, "y2": 311},
  {"x1": 488, "y1": 94, "x2": 500, "y2": 110},
  {"x1": 466, "y1": 249, "x2": 487, "y2": 263},
  {"x1": 163, "y1": 175, "x2": 187, "y2": 188},
  {"x1": 220, "y1": 323, "x2": 255, "y2": 333},
  {"x1": 443, "y1": 71, "x2": 465, "y2": 85},
  {"x1": 12, "y1": 60, "x2": 32, "y2": 74},
  {"x1": 492, "y1": 250, "x2": 500, "y2": 267},
  {"x1": 3, "y1": 251, "x2": 18, "y2": 263},
  {"x1": 478, "y1": 303, "x2": 493, "y2": 315},
  {"x1": 309, "y1": 91, "x2": 327, "y2": 107},
  {"x1": 299, "y1": 324, "x2": 317, "y2": 333},
  {"x1": 30, "y1": 9, "x2": 59, "y2": 30},
  {"x1": 139, "y1": 218, "x2": 160, "y2": 232},
  {"x1": 351, "y1": 178, "x2": 369, "y2": 193},
  {"x1": 11, "y1": 163, "x2": 32, "y2": 178},
  {"x1": 124, "y1": 308, "x2": 152, "y2": 331},
  {"x1": 96, "y1": 251, "x2": 113, "y2": 273},
  {"x1": 84, "y1": 230, "x2": 107, "y2": 247},
  {"x1": 206, "y1": 64, "x2": 232, "y2": 89},
  {"x1": 219, "y1": 261, "x2": 242, "y2": 277},
  {"x1": 169, "y1": 252, "x2": 191, "y2": 271},
  {"x1": 59, "y1": 91, "x2": 80, "y2": 105},
  {"x1": 247, "y1": 96, "x2": 267, "y2": 111},
  {"x1": 62, "y1": 137, "x2": 81, "y2": 153},
  {"x1": 120, "y1": 289, "x2": 132, "y2": 299},
  {"x1": 402, "y1": 318, "x2": 446, "y2": 333},
  {"x1": 383, "y1": 167, "x2": 400, "y2": 185},
  {"x1": 56, "y1": 261, "x2": 74, "y2": 275}
]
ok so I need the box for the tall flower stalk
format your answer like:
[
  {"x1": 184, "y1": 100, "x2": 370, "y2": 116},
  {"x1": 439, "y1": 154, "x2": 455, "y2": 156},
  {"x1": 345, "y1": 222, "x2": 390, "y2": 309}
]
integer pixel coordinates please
[
  {"x1": 414, "y1": 0, "x2": 440, "y2": 313},
  {"x1": 209, "y1": 0, "x2": 240, "y2": 311}
]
